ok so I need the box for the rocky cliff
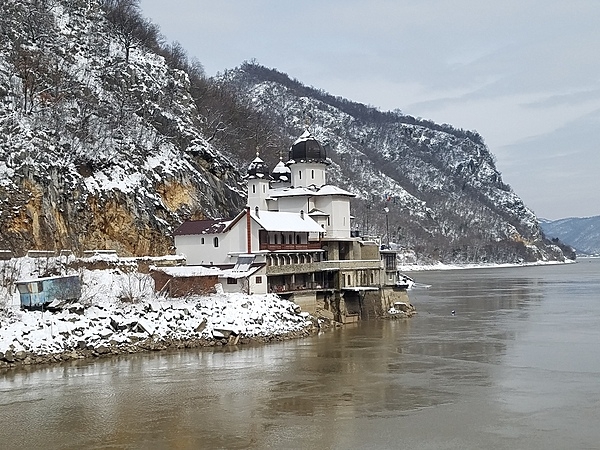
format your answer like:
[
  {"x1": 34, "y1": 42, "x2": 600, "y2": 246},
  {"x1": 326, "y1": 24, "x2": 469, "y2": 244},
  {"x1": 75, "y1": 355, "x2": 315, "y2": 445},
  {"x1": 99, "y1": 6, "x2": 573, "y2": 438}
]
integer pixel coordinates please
[{"x1": 0, "y1": 0, "x2": 244, "y2": 256}]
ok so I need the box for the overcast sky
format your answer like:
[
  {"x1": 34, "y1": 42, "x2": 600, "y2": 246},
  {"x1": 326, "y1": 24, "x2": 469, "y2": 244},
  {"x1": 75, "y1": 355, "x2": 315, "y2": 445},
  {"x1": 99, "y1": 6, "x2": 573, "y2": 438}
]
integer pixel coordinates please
[{"x1": 140, "y1": 0, "x2": 600, "y2": 220}]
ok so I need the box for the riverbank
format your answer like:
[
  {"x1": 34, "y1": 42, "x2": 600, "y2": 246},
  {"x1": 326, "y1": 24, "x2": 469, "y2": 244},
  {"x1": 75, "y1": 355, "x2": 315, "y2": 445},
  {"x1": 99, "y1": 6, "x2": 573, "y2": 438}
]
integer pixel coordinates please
[{"x1": 0, "y1": 261, "x2": 329, "y2": 371}]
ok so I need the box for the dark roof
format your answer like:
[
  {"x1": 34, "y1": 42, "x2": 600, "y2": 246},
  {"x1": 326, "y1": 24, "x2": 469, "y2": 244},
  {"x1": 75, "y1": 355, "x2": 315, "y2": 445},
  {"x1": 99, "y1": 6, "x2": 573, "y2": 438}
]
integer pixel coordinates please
[
  {"x1": 288, "y1": 130, "x2": 329, "y2": 164},
  {"x1": 246, "y1": 155, "x2": 271, "y2": 179},
  {"x1": 173, "y1": 219, "x2": 231, "y2": 236}
]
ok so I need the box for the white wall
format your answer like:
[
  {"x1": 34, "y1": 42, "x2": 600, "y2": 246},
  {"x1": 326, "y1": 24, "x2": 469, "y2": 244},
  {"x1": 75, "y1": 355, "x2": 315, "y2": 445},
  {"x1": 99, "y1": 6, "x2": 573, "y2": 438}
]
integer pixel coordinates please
[
  {"x1": 276, "y1": 195, "x2": 310, "y2": 214},
  {"x1": 315, "y1": 196, "x2": 351, "y2": 238},
  {"x1": 248, "y1": 179, "x2": 269, "y2": 210},
  {"x1": 290, "y1": 162, "x2": 326, "y2": 188},
  {"x1": 175, "y1": 233, "x2": 230, "y2": 265}
]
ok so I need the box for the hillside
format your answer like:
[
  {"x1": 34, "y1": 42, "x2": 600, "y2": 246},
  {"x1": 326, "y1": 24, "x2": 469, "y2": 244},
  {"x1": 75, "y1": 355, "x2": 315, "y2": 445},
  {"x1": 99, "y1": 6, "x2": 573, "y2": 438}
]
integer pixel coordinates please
[
  {"x1": 0, "y1": 0, "x2": 245, "y2": 256},
  {"x1": 0, "y1": 0, "x2": 567, "y2": 264},
  {"x1": 540, "y1": 216, "x2": 600, "y2": 256},
  {"x1": 219, "y1": 63, "x2": 566, "y2": 263}
]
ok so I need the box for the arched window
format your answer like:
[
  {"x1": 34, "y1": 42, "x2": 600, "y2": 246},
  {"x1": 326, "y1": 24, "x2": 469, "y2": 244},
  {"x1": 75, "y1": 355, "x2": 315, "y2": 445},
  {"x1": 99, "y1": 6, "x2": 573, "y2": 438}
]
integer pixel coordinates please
[
  {"x1": 288, "y1": 234, "x2": 293, "y2": 244},
  {"x1": 213, "y1": 236, "x2": 219, "y2": 247},
  {"x1": 296, "y1": 234, "x2": 301, "y2": 244},
  {"x1": 252, "y1": 185, "x2": 256, "y2": 193}
]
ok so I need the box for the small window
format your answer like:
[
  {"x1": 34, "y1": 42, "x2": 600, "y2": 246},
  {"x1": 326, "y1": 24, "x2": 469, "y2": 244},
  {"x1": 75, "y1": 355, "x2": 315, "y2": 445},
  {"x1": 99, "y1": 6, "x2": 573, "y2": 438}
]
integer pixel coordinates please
[
  {"x1": 298, "y1": 170, "x2": 302, "y2": 179},
  {"x1": 288, "y1": 234, "x2": 293, "y2": 244},
  {"x1": 255, "y1": 276, "x2": 263, "y2": 284},
  {"x1": 201, "y1": 237, "x2": 205, "y2": 245},
  {"x1": 327, "y1": 217, "x2": 331, "y2": 226},
  {"x1": 296, "y1": 235, "x2": 301, "y2": 244},
  {"x1": 252, "y1": 185, "x2": 256, "y2": 193},
  {"x1": 227, "y1": 278, "x2": 237, "y2": 285},
  {"x1": 311, "y1": 169, "x2": 315, "y2": 179},
  {"x1": 213, "y1": 236, "x2": 219, "y2": 247},
  {"x1": 347, "y1": 274, "x2": 351, "y2": 286},
  {"x1": 262, "y1": 185, "x2": 266, "y2": 193}
]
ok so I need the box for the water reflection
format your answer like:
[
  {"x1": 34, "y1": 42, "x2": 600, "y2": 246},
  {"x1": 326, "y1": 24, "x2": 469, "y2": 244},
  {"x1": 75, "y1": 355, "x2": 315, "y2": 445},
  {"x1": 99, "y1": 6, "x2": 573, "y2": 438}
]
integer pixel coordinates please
[{"x1": 1, "y1": 261, "x2": 600, "y2": 449}]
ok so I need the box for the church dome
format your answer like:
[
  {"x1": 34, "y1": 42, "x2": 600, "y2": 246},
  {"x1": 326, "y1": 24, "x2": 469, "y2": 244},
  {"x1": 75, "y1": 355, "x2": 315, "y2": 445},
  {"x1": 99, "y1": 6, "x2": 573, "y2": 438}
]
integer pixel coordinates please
[
  {"x1": 288, "y1": 130, "x2": 328, "y2": 164},
  {"x1": 246, "y1": 154, "x2": 270, "y2": 179},
  {"x1": 271, "y1": 158, "x2": 291, "y2": 182}
]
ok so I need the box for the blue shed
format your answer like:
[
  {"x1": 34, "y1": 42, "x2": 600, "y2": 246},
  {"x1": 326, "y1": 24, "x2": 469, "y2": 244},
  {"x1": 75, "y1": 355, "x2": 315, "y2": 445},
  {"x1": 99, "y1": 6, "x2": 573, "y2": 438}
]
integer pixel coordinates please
[{"x1": 16, "y1": 275, "x2": 82, "y2": 310}]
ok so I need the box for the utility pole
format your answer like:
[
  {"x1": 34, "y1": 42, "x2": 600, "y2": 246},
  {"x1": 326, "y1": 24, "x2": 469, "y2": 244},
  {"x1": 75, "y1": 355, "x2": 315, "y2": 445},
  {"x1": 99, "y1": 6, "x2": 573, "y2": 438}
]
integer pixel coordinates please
[{"x1": 384, "y1": 207, "x2": 390, "y2": 248}]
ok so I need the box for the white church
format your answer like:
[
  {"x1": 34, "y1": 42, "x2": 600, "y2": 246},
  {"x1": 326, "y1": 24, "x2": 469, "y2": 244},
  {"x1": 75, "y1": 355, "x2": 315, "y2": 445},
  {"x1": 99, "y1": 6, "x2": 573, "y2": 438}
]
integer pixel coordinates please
[{"x1": 174, "y1": 131, "x2": 409, "y2": 322}]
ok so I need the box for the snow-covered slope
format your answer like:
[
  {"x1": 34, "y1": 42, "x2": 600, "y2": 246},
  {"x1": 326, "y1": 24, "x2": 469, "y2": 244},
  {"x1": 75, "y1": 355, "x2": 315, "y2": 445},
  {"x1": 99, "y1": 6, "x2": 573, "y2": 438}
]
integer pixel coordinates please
[
  {"x1": 224, "y1": 64, "x2": 565, "y2": 264},
  {"x1": 540, "y1": 216, "x2": 600, "y2": 256},
  {"x1": 0, "y1": 0, "x2": 244, "y2": 256}
]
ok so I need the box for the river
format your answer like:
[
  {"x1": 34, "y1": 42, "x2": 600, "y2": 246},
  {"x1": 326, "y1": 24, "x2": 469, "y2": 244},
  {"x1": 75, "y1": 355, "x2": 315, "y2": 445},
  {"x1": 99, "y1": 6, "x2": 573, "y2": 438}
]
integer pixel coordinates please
[{"x1": 1, "y1": 259, "x2": 599, "y2": 449}]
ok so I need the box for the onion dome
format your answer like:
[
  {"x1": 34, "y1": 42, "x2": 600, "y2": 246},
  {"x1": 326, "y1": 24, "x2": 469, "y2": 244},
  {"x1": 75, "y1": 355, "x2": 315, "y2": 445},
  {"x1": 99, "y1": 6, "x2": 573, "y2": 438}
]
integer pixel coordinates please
[
  {"x1": 246, "y1": 153, "x2": 270, "y2": 179},
  {"x1": 271, "y1": 158, "x2": 291, "y2": 182},
  {"x1": 288, "y1": 130, "x2": 329, "y2": 164}
]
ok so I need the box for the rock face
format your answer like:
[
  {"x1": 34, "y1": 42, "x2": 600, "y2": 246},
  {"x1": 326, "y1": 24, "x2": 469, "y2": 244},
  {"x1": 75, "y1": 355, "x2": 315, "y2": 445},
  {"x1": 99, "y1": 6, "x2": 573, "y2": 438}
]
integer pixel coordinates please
[{"x1": 0, "y1": 0, "x2": 244, "y2": 256}]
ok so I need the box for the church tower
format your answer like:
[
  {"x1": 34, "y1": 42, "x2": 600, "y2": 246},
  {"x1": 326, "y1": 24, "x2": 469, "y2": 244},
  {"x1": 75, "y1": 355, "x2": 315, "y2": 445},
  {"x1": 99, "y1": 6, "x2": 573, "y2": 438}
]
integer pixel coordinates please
[
  {"x1": 246, "y1": 153, "x2": 270, "y2": 211},
  {"x1": 287, "y1": 130, "x2": 330, "y2": 189}
]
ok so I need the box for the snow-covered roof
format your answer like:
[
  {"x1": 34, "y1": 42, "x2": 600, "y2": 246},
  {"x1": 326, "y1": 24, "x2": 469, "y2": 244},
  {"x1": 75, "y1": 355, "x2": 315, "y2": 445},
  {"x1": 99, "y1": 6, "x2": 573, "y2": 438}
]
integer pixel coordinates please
[
  {"x1": 272, "y1": 159, "x2": 291, "y2": 175},
  {"x1": 251, "y1": 210, "x2": 324, "y2": 232},
  {"x1": 314, "y1": 185, "x2": 355, "y2": 197},
  {"x1": 150, "y1": 264, "x2": 262, "y2": 279},
  {"x1": 269, "y1": 186, "x2": 317, "y2": 198},
  {"x1": 308, "y1": 208, "x2": 329, "y2": 217},
  {"x1": 246, "y1": 153, "x2": 271, "y2": 180},
  {"x1": 268, "y1": 185, "x2": 355, "y2": 198},
  {"x1": 174, "y1": 219, "x2": 232, "y2": 235}
]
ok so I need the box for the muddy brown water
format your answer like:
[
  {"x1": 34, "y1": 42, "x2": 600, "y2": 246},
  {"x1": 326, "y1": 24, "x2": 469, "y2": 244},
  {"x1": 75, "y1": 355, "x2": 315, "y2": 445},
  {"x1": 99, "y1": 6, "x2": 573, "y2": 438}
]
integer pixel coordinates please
[{"x1": 1, "y1": 259, "x2": 599, "y2": 449}]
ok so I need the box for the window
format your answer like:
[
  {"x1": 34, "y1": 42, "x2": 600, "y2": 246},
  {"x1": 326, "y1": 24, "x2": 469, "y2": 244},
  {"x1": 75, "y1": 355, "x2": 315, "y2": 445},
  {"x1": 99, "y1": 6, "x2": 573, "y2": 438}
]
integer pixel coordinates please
[
  {"x1": 296, "y1": 234, "x2": 301, "y2": 244},
  {"x1": 201, "y1": 237, "x2": 205, "y2": 245},
  {"x1": 227, "y1": 278, "x2": 237, "y2": 285},
  {"x1": 213, "y1": 237, "x2": 219, "y2": 247},
  {"x1": 347, "y1": 274, "x2": 351, "y2": 286},
  {"x1": 255, "y1": 276, "x2": 263, "y2": 284},
  {"x1": 298, "y1": 170, "x2": 302, "y2": 179},
  {"x1": 288, "y1": 234, "x2": 293, "y2": 244},
  {"x1": 252, "y1": 185, "x2": 256, "y2": 193},
  {"x1": 262, "y1": 185, "x2": 266, "y2": 193},
  {"x1": 327, "y1": 217, "x2": 331, "y2": 226},
  {"x1": 311, "y1": 169, "x2": 315, "y2": 179}
]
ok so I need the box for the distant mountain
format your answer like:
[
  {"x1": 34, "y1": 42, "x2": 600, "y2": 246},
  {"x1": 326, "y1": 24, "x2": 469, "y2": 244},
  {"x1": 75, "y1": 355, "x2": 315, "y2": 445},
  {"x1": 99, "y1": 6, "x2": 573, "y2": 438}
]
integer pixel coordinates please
[
  {"x1": 0, "y1": 0, "x2": 568, "y2": 264},
  {"x1": 540, "y1": 216, "x2": 600, "y2": 256}
]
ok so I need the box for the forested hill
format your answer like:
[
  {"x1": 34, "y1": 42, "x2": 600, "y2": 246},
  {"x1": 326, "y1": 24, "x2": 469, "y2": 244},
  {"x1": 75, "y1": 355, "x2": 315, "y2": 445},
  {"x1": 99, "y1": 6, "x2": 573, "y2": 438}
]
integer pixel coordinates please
[
  {"x1": 0, "y1": 0, "x2": 567, "y2": 263},
  {"x1": 216, "y1": 63, "x2": 566, "y2": 263}
]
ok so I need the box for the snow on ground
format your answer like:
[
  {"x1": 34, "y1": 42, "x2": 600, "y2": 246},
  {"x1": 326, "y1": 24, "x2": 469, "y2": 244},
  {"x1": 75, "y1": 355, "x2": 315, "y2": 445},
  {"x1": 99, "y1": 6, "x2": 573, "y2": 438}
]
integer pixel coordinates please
[{"x1": 0, "y1": 259, "x2": 315, "y2": 359}]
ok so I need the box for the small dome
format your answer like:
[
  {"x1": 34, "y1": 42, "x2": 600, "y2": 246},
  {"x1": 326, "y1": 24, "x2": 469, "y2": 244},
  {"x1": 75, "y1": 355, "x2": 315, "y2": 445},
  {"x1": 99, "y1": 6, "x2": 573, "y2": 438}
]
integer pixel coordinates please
[
  {"x1": 246, "y1": 154, "x2": 270, "y2": 179},
  {"x1": 271, "y1": 159, "x2": 291, "y2": 182},
  {"x1": 288, "y1": 130, "x2": 328, "y2": 164}
]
